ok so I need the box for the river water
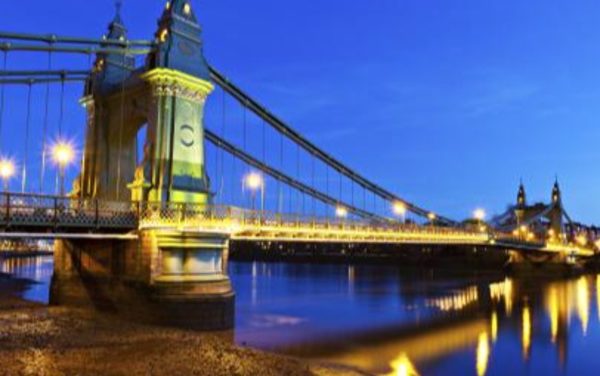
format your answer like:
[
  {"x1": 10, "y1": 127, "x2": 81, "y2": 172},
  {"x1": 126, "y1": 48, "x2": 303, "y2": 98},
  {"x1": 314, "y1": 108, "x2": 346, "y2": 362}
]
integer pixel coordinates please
[{"x1": 2, "y1": 256, "x2": 600, "y2": 375}]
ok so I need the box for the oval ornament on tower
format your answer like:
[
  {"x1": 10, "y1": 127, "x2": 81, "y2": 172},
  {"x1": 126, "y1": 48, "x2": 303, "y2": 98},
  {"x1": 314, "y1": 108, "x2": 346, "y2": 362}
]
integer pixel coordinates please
[{"x1": 180, "y1": 124, "x2": 195, "y2": 147}]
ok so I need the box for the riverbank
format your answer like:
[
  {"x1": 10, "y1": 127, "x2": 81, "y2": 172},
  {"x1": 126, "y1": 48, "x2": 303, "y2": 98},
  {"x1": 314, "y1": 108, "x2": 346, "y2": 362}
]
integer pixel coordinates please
[{"x1": 0, "y1": 274, "x2": 364, "y2": 376}]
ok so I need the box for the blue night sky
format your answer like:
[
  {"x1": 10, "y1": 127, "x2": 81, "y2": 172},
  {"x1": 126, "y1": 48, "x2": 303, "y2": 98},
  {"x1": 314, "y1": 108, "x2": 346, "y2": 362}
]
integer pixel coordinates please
[{"x1": 1, "y1": 0, "x2": 599, "y2": 223}]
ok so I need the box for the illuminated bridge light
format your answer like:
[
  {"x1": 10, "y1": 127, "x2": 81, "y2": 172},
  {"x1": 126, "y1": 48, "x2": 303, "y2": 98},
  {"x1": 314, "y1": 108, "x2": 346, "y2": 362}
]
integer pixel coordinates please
[
  {"x1": 51, "y1": 140, "x2": 75, "y2": 167},
  {"x1": 0, "y1": 158, "x2": 16, "y2": 190},
  {"x1": 335, "y1": 206, "x2": 348, "y2": 218},
  {"x1": 244, "y1": 172, "x2": 264, "y2": 190},
  {"x1": 393, "y1": 201, "x2": 407, "y2": 216},
  {"x1": 473, "y1": 208, "x2": 486, "y2": 221}
]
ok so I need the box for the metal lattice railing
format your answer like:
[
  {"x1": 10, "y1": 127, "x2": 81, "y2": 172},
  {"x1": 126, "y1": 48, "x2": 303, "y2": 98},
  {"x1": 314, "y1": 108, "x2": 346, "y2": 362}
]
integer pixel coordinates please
[{"x1": 0, "y1": 192, "x2": 137, "y2": 230}]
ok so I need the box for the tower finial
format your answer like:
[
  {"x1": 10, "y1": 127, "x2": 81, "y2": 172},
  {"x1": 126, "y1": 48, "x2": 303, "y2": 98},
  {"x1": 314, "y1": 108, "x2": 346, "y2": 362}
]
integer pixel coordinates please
[{"x1": 115, "y1": 0, "x2": 123, "y2": 16}]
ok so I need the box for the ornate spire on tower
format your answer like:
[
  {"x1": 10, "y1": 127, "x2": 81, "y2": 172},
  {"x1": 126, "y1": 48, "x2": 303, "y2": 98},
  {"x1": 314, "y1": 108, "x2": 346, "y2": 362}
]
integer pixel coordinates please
[
  {"x1": 107, "y1": 0, "x2": 127, "y2": 41},
  {"x1": 88, "y1": 0, "x2": 134, "y2": 94},
  {"x1": 552, "y1": 177, "x2": 562, "y2": 204},
  {"x1": 517, "y1": 179, "x2": 527, "y2": 208},
  {"x1": 150, "y1": 0, "x2": 210, "y2": 80}
]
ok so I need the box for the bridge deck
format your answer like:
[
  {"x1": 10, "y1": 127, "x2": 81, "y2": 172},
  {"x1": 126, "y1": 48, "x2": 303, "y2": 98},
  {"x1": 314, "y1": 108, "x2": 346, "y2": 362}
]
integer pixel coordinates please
[{"x1": 0, "y1": 193, "x2": 593, "y2": 256}]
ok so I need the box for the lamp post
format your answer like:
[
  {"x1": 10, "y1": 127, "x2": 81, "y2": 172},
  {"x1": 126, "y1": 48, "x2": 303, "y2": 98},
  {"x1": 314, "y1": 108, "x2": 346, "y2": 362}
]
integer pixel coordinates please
[
  {"x1": 335, "y1": 205, "x2": 348, "y2": 219},
  {"x1": 51, "y1": 141, "x2": 74, "y2": 196},
  {"x1": 473, "y1": 208, "x2": 486, "y2": 232},
  {"x1": 0, "y1": 159, "x2": 15, "y2": 192},
  {"x1": 427, "y1": 212, "x2": 436, "y2": 227},
  {"x1": 393, "y1": 201, "x2": 407, "y2": 224},
  {"x1": 244, "y1": 172, "x2": 264, "y2": 212}
]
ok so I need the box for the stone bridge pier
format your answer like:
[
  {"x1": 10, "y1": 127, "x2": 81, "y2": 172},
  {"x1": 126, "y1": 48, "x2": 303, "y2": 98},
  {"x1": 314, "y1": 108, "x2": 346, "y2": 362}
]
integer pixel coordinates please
[{"x1": 51, "y1": 229, "x2": 234, "y2": 330}]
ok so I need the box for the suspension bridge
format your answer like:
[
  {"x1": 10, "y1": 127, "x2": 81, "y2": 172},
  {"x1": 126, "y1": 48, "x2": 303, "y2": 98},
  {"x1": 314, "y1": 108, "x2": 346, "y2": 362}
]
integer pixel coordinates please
[{"x1": 0, "y1": 1, "x2": 596, "y2": 329}]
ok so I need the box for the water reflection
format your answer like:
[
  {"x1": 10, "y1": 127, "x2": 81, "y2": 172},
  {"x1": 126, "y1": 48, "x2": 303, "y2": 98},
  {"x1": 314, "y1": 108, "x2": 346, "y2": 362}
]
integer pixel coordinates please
[
  {"x1": 0, "y1": 256, "x2": 53, "y2": 302},
  {"x1": 476, "y1": 332, "x2": 489, "y2": 376},
  {"x1": 232, "y1": 263, "x2": 600, "y2": 375},
  {"x1": 385, "y1": 354, "x2": 420, "y2": 376},
  {"x1": 3, "y1": 258, "x2": 600, "y2": 375}
]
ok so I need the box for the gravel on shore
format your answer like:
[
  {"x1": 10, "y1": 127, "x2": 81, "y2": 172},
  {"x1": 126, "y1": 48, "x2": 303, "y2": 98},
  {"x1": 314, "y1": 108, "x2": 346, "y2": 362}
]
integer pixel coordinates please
[{"x1": 0, "y1": 275, "x2": 366, "y2": 376}]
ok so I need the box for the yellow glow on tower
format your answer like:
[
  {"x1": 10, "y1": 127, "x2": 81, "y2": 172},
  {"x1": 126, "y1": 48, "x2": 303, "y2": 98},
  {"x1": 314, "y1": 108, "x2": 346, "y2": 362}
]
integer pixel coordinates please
[
  {"x1": 159, "y1": 29, "x2": 169, "y2": 43},
  {"x1": 183, "y1": 2, "x2": 192, "y2": 15}
]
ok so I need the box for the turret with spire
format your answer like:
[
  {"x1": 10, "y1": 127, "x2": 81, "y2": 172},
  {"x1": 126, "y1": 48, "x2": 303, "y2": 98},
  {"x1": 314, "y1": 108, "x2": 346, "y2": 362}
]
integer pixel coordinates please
[
  {"x1": 515, "y1": 180, "x2": 527, "y2": 225},
  {"x1": 149, "y1": 0, "x2": 210, "y2": 80},
  {"x1": 517, "y1": 179, "x2": 527, "y2": 209},
  {"x1": 552, "y1": 178, "x2": 562, "y2": 204},
  {"x1": 88, "y1": 0, "x2": 135, "y2": 94}
]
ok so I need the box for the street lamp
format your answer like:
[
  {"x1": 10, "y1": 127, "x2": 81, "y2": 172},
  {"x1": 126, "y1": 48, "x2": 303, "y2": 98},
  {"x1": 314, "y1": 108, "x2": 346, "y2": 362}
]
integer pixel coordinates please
[
  {"x1": 335, "y1": 206, "x2": 348, "y2": 218},
  {"x1": 427, "y1": 212, "x2": 436, "y2": 226},
  {"x1": 473, "y1": 208, "x2": 486, "y2": 221},
  {"x1": 243, "y1": 172, "x2": 264, "y2": 211},
  {"x1": 51, "y1": 141, "x2": 75, "y2": 196},
  {"x1": 392, "y1": 201, "x2": 407, "y2": 223},
  {"x1": 473, "y1": 208, "x2": 487, "y2": 232},
  {"x1": 0, "y1": 159, "x2": 15, "y2": 192}
]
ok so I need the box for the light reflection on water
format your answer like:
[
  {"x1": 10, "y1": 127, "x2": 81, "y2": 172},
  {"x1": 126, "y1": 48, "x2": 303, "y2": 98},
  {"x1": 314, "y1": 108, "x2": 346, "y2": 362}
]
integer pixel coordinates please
[
  {"x1": 0, "y1": 256, "x2": 53, "y2": 302},
  {"x1": 3, "y1": 257, "x2": 600, "y2": 375},
  {"x1": 232, "y1": 262, "x2": 600, "y2": 376}
]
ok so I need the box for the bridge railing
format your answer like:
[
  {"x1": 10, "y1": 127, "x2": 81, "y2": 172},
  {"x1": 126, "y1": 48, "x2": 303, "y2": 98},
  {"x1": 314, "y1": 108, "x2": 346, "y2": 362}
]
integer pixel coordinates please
[
  {"x1": 0, "y1": 192, "x2": 137, "y2": 230},
  {"x1": 0, "y1": 192, "x2": 486, "y2": 240},
  {"x1": 138, "y1": 201, "x2": 486, "y2": 239}
]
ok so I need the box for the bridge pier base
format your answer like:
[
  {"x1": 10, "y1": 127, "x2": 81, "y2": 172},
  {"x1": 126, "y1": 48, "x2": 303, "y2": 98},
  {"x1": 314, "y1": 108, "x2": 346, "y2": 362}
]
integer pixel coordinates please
[
  {"x1": 506, "y1": 250, "x2": 583, "y2": 276},
  {"x1": 51, "y1": 230, "x2": 234, "y2": 330}
]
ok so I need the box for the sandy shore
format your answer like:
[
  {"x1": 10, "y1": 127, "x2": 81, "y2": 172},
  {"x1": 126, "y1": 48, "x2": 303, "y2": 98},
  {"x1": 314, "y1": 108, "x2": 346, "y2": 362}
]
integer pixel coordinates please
[{"x1": 0, "y1": 274, "x2": 366, "y2": 376}]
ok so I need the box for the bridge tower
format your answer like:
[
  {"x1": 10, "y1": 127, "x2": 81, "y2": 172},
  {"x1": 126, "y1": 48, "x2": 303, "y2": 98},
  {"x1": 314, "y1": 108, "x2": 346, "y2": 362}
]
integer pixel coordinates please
[
  {"x1": 80, "y1": 0, "x2": 213, "y2": 205},
  {"x1": 56, "y1": 1, "x2": 233, "y2": 330},
  {"x1": 515, "y1": 180, "x2": 527, "y2": 225}
]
